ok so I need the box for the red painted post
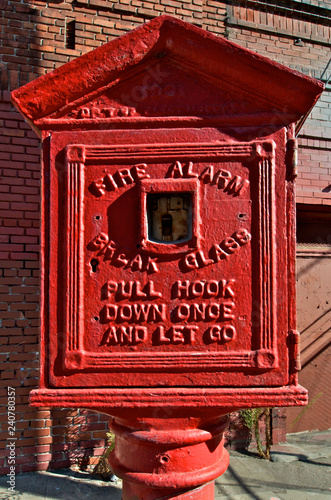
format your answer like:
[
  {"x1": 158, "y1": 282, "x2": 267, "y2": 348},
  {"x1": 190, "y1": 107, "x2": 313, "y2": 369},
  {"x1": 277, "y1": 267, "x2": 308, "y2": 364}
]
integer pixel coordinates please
[
  {"x1": 12, "y1": 15, "x2": 324, "y2": 499},
  {"x1": 108, "y1": 413, "x2": 230, "y2": 499}
]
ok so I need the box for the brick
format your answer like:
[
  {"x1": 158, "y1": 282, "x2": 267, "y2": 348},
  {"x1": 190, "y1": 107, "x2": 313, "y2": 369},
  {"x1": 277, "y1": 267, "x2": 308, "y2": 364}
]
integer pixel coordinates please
[
  {"x1": 0, "y1": 209, "x2": 24, "y2": 219},
  {"x1": 0, "y1": 244, "x2": 24, "y2": 252},
  {"x1": 91, "y1": 430, "x2": 108, "y2": 439},
  {"x1": 42, "y1": 53, "x2": 68, "y2": 62},
  {"x1": 11, "y1": 154, "x2": 39, "y2": 163},
  {"x1": 12, "y1": 186, "x2": 38, "y2": 195}
]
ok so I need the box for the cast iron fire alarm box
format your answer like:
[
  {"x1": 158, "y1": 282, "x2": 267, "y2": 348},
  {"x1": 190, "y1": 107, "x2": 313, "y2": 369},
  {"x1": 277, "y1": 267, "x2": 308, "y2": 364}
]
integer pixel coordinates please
[{"x1": 12, "y1": 16, "x2": 323, "y2": 409}]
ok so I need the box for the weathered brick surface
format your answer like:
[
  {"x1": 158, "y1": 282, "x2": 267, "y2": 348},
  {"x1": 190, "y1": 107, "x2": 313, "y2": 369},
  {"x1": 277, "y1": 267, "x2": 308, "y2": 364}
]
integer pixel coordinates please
[
  {"x1": 226, "y1": 1, "x2": 331, "y2": 205},
  {"x1": 0, "y1": 0, "x2": 329, "y2": 474}
]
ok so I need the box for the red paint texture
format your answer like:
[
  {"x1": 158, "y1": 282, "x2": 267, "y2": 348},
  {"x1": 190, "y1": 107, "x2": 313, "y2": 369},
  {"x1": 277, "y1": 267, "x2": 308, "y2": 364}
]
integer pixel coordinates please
[{"x1": 11, "y1": 16, "x2": 323, "y2": 499}]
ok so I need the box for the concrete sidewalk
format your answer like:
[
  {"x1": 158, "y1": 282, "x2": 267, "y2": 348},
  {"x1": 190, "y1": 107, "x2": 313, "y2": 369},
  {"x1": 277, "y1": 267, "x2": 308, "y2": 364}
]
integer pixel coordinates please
[
  {"x1": 1, "y1": 429, "x2": 330, "y2": 500},
  {"x1": 215, "y1": 429, "x2": 331, "y2": 499}
]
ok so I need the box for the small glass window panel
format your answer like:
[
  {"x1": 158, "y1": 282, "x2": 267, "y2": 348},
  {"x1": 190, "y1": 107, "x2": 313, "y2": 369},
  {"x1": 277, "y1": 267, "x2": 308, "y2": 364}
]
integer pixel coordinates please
[{"x1": 147, "y1": 193, "x2": 192, "y2": 243}]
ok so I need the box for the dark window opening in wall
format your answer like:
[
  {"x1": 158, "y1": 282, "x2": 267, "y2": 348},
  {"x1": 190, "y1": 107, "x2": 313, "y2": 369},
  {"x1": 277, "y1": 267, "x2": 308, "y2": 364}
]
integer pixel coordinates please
[
  {"x1": 297, "y1": 204, "x2": 331, "y2": 256},
  {"x1": 66, "y1": 20, "x2": 76, "y2": 50}
]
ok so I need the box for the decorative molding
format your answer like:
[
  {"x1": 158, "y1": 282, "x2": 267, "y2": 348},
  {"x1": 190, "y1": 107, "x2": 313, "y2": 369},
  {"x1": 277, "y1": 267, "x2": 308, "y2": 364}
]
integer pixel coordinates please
[
  {"x1": 30, "y1": 385, "x2": 308, "y2": 409},
  {"x1": 61, "y1": 141, "x2": 278, "y2": 374},
  {"x1": 63, "y1": 157, "x2": 85, "y2": 368},
  {"x1": 258, "y1": 156, "x2": 276, "y2": 353},
  {"x1": 34, "y1": 113, "x2": 297, "y2": 131},
  {"x1": 85, "y1": 143, "x2": 257, "y2": 162}
]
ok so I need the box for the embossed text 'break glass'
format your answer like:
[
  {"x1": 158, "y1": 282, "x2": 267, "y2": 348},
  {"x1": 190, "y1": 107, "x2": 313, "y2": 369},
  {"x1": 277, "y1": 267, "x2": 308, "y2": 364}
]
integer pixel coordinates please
[{"x1": 147, "y1": 193, "x2": 192, "y2": 243}]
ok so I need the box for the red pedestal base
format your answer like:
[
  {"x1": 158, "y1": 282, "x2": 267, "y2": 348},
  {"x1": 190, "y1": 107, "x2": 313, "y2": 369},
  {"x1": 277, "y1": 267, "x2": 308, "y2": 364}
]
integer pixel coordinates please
[{"x1": 108, "y1": 414, "x2": 230, "y2": 500}]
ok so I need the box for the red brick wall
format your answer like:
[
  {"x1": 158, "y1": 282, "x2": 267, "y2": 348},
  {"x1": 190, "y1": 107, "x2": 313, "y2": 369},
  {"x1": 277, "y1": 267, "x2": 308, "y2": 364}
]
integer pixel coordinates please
[
  {"x1": 1, "y1": 0, "x2": 329, "y2": 474},
  {"x1": 296, "y1": 138, "x2": 331, "y2": 206},
  {"x1": 0, "y1": 90, "x2": 41, "y2": 473},
  {"x1": 225, "y1": 0, "x2": 331, "y2": 205},
  {"x1": 0, "y1": 0, "x2": 226, "y2": 86}
]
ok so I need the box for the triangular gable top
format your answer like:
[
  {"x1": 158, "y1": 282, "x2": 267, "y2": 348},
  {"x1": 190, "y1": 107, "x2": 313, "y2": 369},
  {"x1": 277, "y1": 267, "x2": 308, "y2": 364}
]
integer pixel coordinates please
[{"x1": 12, "y1": 15, "x2": 324, "y2": 135}]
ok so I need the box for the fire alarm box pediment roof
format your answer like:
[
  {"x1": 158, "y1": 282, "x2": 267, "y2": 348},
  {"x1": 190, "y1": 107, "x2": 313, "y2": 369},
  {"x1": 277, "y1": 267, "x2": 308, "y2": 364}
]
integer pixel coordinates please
[{"x1": 12, "y1": 16, "x2": 323, "y2": 135}]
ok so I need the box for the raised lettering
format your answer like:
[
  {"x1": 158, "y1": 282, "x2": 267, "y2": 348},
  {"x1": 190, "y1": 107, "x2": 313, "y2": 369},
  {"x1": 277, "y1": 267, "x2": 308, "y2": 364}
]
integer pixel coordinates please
[
  {"x1": 102, "y1": 240, "x2": 119, "y2": 260},
  {"x1": 191, "y1": 303, "x2": 206, "y2": 321},
  {"x1": 196, "y1": 250, "x2": 214, "y2": 267},
  {"x1": 210, "y1": 243, "x2": 228, "y2": 263},
  {"x1": 191, "y1": 281, "x2": 204, "y2": 297},
  {"x1": 146, "y1": 281, "x2": 162, "y2": 298},
  {"x1": 173, "y1": 280, "x2": 235, "y2": 299},
  {"x1": 207, "y1": 303, "x2": 219, "y2": 320},
  {"x1": 118, "y1": 281, "x2": 134, "y2": 299},
  {"x1": 104, "y1": 173, "x2": 118, "y2": 190},
  {"x1": 115, "y1": 253, "x2": 129, "y2": 266},
  {"x1": 131, "y1": 164, "x2": 149, "y2": 181},
  {"x1": 101, "y1": 326, "x2": 147, "y2": 345},
  {"x1": 118, "y1": 305, "x2": 132, "y2": 321},
  {"x1": 129, "y1": 254, "x2": 143, "y2": 271},
  {"x1": 199, "y1": 165, "x2": 214, "y2": 184},
  {"x1": 205, "y1": 280, "x2": 219, "y2": 297},
  {"x1": 113, "y1": 281, "x2": 162, "y2": 300},
  {"x1": 234, "y1": 228, "x2": 251, "y2": 245},
  {"x1": 116, "y1": 168, "x2": 134, "y2": 187},
  {"x1": 149, "y1": 303, "x2": 166, "y2": 322},
  {"x1": 91, "y1": 178, "x2": 106, "y2": 196},
  {"x1": 177, "y1": 303, "x2": 190, "y2": 320},
  {"x1": 101, "y1": 304, "x2": 117, "y2": 322},
  {"x1": 220, "y1": 300, "x2": 235, "y2": 320},
  {"x1": 185, "y1": 325, "x2": 198, "y2": 342},
  {"x1": 90, "y1": 232, "x2": 109, "y2": 251},
  {"x1": 167, "y1": 160, "x2": 184, "y2": 178},
  {"x1": 225, "y1": 175, "x2": 249, "y2": 195},
  {"x1": 173, "y1": 299, "x2": 236, "y2": 322},
  {"x1": 104, "y1": 281, "x2": 117, "y2": 299},
  {"x1": 134, "y1": 281, "x2": 148, "y2": 298},
  {"x1": 175, "y1": 280, "x2": 190, "y2": 298},
  {"x1": 214, "y1": 169, "x2": 231, "y2": 189},
  {"x1": 101, "y1": 303, "x2": 166, "y2": 323},
  {"x1": 155, "y1": 325, "x2": 197, "y2": 344},
  {"x1": 132, "y1": 303, "x2": 151, "y2": 322},
  {"x1": 222, "y1": 325, "x2": 236, "y2": 341},
  {"x1": 219, "y1": 279, "x2": 235, "y2": 299},
  {"x1": 146, "y1": 256, "x2": 159, "y2": 273},
  {"x1": 185, "y1": 161, "x2": 198, "y2": 178},
  {"x1": 172, "y1": 326, "x2": 186, "y2": 343},
  {"x1": 206, "y1": 325, "x2": 237, "y2": 343},
  {"x1": 119, "y1": 325, "x2": 133, "y2": 343},
  {"x1": 90, "y1": 164, "x2": 150, "y2": 198},
  {"x1": 181, "y1": 228, "x2": 250, "y2": 270},
  {"x1": 155, "y1": 325, "x2": 170, "y2": 343},
  {"x1": 79, "y1": 107, "x2": 90, "y2": 119},
  {"x1": 184, "y1": 253, "x2": 199, "y2": 270},
  {"x1": 220, "y1": 237, "x2": 240, "y2": 255}
]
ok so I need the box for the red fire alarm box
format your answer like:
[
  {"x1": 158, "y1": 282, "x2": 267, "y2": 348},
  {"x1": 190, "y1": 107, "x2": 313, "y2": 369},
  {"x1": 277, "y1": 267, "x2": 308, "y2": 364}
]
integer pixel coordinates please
[{"x1": 12, "y1": 16, "x2": 323, "y2": 409}]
